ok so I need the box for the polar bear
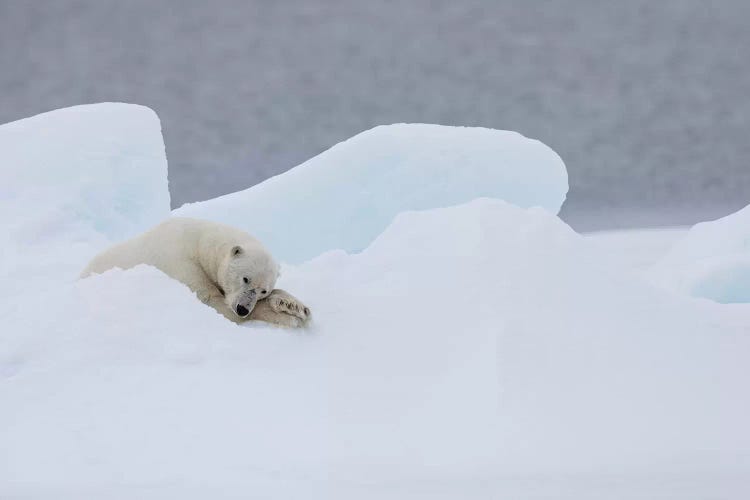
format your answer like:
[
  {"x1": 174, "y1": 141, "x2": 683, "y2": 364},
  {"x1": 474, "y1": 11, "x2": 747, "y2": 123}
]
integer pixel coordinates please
[{"x1": 81, "y1": 218, "x2": 310, "y2": 328}]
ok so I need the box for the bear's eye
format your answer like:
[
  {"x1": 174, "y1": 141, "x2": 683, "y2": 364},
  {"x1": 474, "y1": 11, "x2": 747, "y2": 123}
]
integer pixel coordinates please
[
  {"x1": 243, "y1": 277, "x2": 249, "y2": 284},
  {"x1": 261, "y1": 289, "x2": 267, "y2": 295}
]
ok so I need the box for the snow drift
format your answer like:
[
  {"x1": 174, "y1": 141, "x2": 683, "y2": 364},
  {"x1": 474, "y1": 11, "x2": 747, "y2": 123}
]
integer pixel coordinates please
[
  {"x1": 175, "y1": 123, "x2": 568, "y2": 264},
  {"x1": 2, "y1": 104, "x2": 750, "y2": 499},
  {"x1": 653, "y1": 203, "x2": 750, "y2": 303}
]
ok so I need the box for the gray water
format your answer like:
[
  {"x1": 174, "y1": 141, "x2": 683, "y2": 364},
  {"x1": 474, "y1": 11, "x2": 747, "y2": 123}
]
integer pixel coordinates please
[{"x1": 2, "y1": 0, "x2": 749, "y2": 230}]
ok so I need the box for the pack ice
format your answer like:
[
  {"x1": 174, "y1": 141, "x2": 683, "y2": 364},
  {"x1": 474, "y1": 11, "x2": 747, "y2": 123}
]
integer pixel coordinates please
[
  {"x1": 1, "y1": 104, "x2": 749, "y2": 500},
  {"x1": 653, "y1": 203, "x2": 750, "y2": 303},
  {"x1": 175, "y1": 123, "x2": 568, "y2": 263}
]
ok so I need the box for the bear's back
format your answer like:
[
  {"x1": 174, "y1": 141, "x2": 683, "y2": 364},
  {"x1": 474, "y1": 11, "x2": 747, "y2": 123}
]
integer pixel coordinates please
[{"x1": 80, "y1": 217, "x2": 270, "y2": 278}]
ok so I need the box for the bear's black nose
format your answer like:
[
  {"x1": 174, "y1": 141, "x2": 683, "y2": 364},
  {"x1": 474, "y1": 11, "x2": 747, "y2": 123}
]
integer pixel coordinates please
[{"x1": 236, "y1": 305, "x2": 249, "y2": 317}]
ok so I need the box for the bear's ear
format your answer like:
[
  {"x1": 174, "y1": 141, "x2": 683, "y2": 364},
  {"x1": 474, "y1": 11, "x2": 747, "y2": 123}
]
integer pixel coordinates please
[{"x1": 231, "y1": 245, "x2": 243, "y2": 257}]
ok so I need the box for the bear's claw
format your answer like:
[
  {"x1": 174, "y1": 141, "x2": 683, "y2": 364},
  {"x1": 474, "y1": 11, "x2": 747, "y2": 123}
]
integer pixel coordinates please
[{"x1": 268, "y1": 292, "x2": 311, "y2": 322}]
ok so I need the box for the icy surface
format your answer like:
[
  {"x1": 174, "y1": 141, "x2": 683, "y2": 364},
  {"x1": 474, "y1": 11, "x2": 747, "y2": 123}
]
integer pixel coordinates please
[
  {"x1": 3, "y1": 199, "x2": 750, "y2": 499},
  {"x1": 0, "y1": 103, "x2": 169, "y2": 244},
  {"x1": 175, "y1": 124, "x2": 568, "y2": 263},
  {"x1": 652, "y1": 204, "x2": 750, "y2": 303},
  {"x1": 2, "y1": 105, "x2": 750, "y2": 499},
  {"x1": 0, "y1": 102, "x2": 169, "y2": 311}
]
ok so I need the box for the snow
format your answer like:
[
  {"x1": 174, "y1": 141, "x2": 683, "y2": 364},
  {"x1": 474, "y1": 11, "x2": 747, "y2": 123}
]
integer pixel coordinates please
[
  {"x1": 2, "y1": 104, "x2": 750, "y2": 499},
  {"x1": 0, "y1": 103, "x2": 169, "y2": 308},
  {"x1": 652, "y1": 204, "x2": 750, "y2": 303},
  {"x1": 175, "y1": 123, "x2": 568, "y2": 264}
]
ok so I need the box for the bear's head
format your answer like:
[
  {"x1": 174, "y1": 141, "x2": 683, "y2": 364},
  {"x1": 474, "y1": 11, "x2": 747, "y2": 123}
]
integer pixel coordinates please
[{"x1": 218, "y1": 244, "x2": 279, "y2": 319}]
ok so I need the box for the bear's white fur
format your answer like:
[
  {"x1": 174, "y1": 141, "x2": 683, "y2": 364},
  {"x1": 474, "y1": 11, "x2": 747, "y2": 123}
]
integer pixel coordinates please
[{"x1": 81, "y1": 217, "x2": 310, "y2": 327}]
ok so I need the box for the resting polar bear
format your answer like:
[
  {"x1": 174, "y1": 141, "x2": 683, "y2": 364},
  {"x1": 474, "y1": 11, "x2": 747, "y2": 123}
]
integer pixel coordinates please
[{"x1": 81, "y1": 218, "x2": 310, "y2": 328}]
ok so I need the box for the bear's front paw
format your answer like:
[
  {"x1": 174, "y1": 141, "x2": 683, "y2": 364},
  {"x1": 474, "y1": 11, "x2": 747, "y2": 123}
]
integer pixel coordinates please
[
  {"x1": 267, "y1": 289, "x2": 311, "y2": 322},
  {"x1": 196, "y1": 288, "x2": 213, "y2": 304}
]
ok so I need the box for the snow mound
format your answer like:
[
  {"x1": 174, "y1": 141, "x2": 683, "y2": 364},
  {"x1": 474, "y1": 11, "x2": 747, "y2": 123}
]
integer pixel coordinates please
[
  {"x1": 652, "y1": 204, "x2": 750, "y2": 303},
  {"x1": 4, "y1": 198, "x2": 750, "y2": 498},
  {"x1": 175, "y1": 124, "x2": 568, "y2": 263}
]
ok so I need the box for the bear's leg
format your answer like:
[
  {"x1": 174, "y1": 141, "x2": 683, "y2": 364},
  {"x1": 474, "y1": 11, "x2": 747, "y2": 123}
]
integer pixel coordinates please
[
  {"x1": 249, "y1": 300, "x2": 304, "y2": 328},
  {"x1": 168, "y1": 262, "x2": 240, "y2": 323},
  {"x1": 249, "y1": 289, "x2": 311, "y2": 328},
  {"x1": 205, "y1": 294, "x2": 243, "y2": 323}
]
